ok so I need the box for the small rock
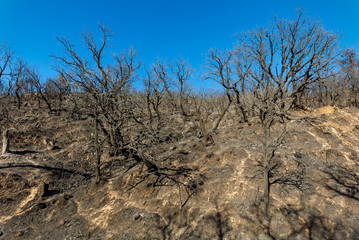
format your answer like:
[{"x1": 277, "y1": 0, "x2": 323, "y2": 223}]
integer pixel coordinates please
[
  {"x1": 37, "y1": 182, "x2": 51, "y2": 198},
  {"x1": 47, "y1": 140, "x2": 56, "y2": 150},
  {"x1": 165, "y1": 134, "x2": 172, "y2": 142},
  {"x1": 179, "y1": 150, "x2": 189, "y2": 155},
  {"x1": 133, "y1": 213, "x2": 144, "y2": 220},
  {"x1": 187, "y1": 180, "x2": 198, "y2": 190},
  {"x1": 37, "y1": 202, "x2": 47, "y2": 209},
  {"x1": 206, "y1": 152, "x2": 214, "y2": 158},
  {"x1": 15, "y1": 231, "x2": 24, "y2": 238},
  {"x1": 64, "y1": 194, "x2": 73, "y2": 200}
]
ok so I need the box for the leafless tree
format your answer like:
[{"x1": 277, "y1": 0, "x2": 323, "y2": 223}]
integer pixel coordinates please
[
  {"x1": 188, "y1": 91, "x2": 217, "y2": 144},
  {"x1": 143, "y1": 57, "x2": 193, "y2": 130},
  {"x1": 0, "y1": 42, "x2": 13, "y2": 95},
  {"x1": 204, "y1": 49, "x2": 247, "y2": 123},
  {"x1": 171, "y1": 57, "x2": 192, "y2": 118},
  {"x1": 143, "y1": 60, "x2": 168, "y2": 130},
  {"x1": 54, "y1": 26, "x2": 139, "y2": 150},
  {"x1": 41, "y1": 75, "x2": 71, "y2": 112},
  {"x1": 27, "y1": 68, "x2": 55, "y2": 112},
  {"x1": 10, "y1": 59, "x2": 28, "y2": 109},
  {"x1": 235, "y1": 10, "x2": 339, "y2": 110},
  {"x1": 217, "y1": 10, "x2": 339, "y2": 219},
  {"x1": 338, "y1": 48, "x2": 359, "y2": 106},
  {"x1": 52, "y1": 25, "x2": 146, "y2": 181}
]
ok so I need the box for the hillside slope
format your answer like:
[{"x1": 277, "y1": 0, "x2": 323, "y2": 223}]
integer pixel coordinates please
[{"x1": 1, "y1": 104, "x2": 359, "y2": 239}]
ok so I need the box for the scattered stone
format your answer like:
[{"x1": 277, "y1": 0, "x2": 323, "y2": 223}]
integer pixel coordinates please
[
  {"x1": 206, "y1": 152, "x2": 214, "y2": 158},
  {"x1": 178, "y1": 150, "x2": 189, "y2": 155},
  {"x1": 133, "y1": 213, "x2": 144, "y2": 220},
  {"x1": 64, "y1": 194, "x2": 73, "y2": 200},
  {"x1": 37, "y1": 182, "x2": 50, "y2": 198},
  {"x1": 46, "y1": 140, "x2": 57, "y2": 150},
  {"x1": 37, "y1": 202, "x2": 47, "y2": 209},
  {"x1": 204, "y1": 135, "x2": 214, "y2": 146}
]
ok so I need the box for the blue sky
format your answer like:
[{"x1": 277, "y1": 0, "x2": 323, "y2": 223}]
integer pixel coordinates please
[{"x1": 1, "y1": 0, "x2": 358, "y2": 88}]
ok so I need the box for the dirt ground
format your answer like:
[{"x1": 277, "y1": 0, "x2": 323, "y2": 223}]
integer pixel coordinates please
[{"x1": 1, "y1": 102, "x2": 359, "y2": 239}]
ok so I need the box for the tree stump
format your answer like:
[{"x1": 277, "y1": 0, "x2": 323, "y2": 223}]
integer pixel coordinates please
[{"x1": 2, "y1": 129, "x2": 9, "y2": 156}]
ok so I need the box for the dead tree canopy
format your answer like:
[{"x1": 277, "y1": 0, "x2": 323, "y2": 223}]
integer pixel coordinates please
[
  {"x1": 11, "y1": 59, "x2": 28, "y2": 109},
  {"x1": 206, "y1": 11, "x2": 339, "y2": 219},
  {"x1": 234, "y1": 10, "x2": 339, "y2": 111},
  {"x1": 338, "y1": 48, "x2": 359, "y2": 106},
  {"x1": 204, "y1": 49, "x2": 248, "y2": 123},
  {"x1": 0, "y1": 42, "x2": 13, "y2": 95},
  {"x1": 52, "y1": 25, "x2": 140, "y2": 156}
]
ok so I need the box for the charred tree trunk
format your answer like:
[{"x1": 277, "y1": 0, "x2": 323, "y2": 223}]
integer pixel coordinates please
[
  {"x1": 95, "y1": 147, "x2": 101, "y2": 183},
  {"x1": 94, "y1": 119, "x2": 102, "y2": 183},
  {"x1": 15, "y1": 90, "x2": 21, "y2": 109},
  {"x1": 234, "y1": 89, "x2": 248, "y2": 123},
  {"x1": 213, "y1": 93, "x2": 232, "y2": 132},
  {"x1": 263, "y1": 166, "x2": 270, "y2": 219},
  {"x1": 121, "y1": 147, "x2": 158, "y2": 173},
  {"x1": 262, "y1": 126, "x2": 271, "y2": 219},
  {"x1": 146, "y1": 95, "x2": 153, "y2": 130},
  {"x1": 41, "y1": 93, "x2": 53, "y2": 112}
]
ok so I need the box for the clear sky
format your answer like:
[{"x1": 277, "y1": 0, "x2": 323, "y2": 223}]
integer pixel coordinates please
[{"x1": 1, "y1": 0, "x2": 358, "y2": 88}]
